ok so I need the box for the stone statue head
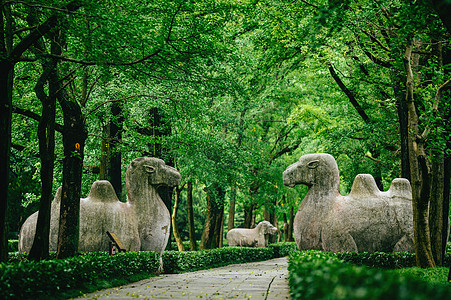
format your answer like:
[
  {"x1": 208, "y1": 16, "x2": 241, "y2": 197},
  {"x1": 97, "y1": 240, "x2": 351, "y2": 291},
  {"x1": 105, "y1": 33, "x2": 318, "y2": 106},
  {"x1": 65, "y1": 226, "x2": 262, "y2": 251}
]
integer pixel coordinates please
[
  {"x1": 282, "y1": 153, "x2": 339, "y2": 190},
  {"x1": 126, "y1": 157, "x2": 181, "y2": 199}
]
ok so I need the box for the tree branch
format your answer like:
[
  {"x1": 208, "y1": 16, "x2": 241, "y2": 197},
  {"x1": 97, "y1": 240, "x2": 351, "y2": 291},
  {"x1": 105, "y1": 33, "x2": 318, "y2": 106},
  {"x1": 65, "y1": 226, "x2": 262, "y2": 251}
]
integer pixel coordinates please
[
  {"x1": 10, "y1": 0, "x2": 82, "y2": 63},
  {"x1": 328, "y1": 64, "x2": 371, "y2": 123},
  {"x1": 13, "y1": 107, "x2": 63, "y2": 133}
]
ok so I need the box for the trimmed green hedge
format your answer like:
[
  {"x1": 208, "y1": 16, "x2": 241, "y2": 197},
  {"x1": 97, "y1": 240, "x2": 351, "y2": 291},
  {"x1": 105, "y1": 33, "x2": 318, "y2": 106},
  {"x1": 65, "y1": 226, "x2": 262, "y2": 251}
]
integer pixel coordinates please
[
  {"x1": 1, "y1": 242, "x2": 296, "y2": 299},
  {"x1": 0, "y1": 251, "x2": 160, "y2": 299},
  {"x1": 163, "y1": 242, "x2": 297, "y2": 273},
  {"x1": 288, "y1": 250, "x2": 451, "y2": 300},
  {"x1": 163, "y1": 246, "x2": 273, "y2": 273}
]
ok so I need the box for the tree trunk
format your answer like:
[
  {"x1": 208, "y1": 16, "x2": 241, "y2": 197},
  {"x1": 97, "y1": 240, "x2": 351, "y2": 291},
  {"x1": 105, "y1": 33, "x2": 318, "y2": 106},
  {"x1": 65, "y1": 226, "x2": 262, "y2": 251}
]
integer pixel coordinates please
[
  {"x1": 0, "y1": 0, "x2": 14, "y2": 263},
  {"x1": 109, "y1": 102, "x2": 123, "y2": 199},
  {"x1": 227, "y1": 184, "x2": 236, "y2": 232},
  {"x1": 0, "y1": 61, "x2": 13, "y2": 263},
  {"x1": 264, "y1": 203, "x2": 277, "y2": 244},
  {"x1": 99, "y1": 102, "x2": 123, "y2": 199},
  {"x1": 403, "y1": 40, "x2": 435, "y2": 268},
  {"x1": 99, "y1": 103, "x2": 123, "y2": 197},
  {"x1": 243, "y1": 202, "x2": 255, "y2": 228},
  {"x1": 215, "y1": 207, "x2": 224, "y2": 248},
  {"x1": 200, "y1": 192, "x2": 215, "y2": 250},
  {"x1": 200, "y1": 186, "x2": 224, "y2": 250},
  {"x1": 29, "y1": 46, "x2": 58, "y2": 261},
  {"x1": 288, "y1": 205, "x2": 294, "y2": 242},
  {"x1": 57, "y1": 96, "x2": 87, "y2": 259},
  {"x1": 99, "y1": 123, "x2": 112, "y2": 181},
  {"x1": 187, "y1": 181, "x2": 197, "y2": 251},
  {"x1": 172, "y1": 187, "x2": 185, "y2": 251},
  {"x1": 429, "y1": 158, "x2": 445, "y2": 265}
]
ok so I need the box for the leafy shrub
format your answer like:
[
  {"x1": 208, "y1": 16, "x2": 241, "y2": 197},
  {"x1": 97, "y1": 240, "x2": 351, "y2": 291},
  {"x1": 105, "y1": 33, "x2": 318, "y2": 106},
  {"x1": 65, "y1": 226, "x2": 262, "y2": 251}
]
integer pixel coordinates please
[
  {"x1": 268, "y1": 242, "x2": 298, "y2": 257},
  {"x1": 288, "y1": 250, "x2": 451, "y2": 300},
  {"x1": 8, "y1": 240, "x2": 18, "y2": 253},
  {"x1": 2, "y1": 241, "x2": 295, "y2": 299},
  {"x1": 162, "y1": 246, "x2": 274, "y2": 273},
  {"x1": 334, "y1": 251, "x2": 451, "y2": 269},
  {"x1": 0, "y1": 251, "x2": 160, "y2": 299}
]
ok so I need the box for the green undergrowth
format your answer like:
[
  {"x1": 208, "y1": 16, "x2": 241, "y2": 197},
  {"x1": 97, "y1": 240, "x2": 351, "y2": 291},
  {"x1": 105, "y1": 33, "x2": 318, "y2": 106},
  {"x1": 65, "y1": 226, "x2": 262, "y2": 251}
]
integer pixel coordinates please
[
  {"x1": 288, "y1": 250, "x2": 451, "y2": 300},
  {"x1": 1, "y1": 242, "x2": 297, "y2": 299}
]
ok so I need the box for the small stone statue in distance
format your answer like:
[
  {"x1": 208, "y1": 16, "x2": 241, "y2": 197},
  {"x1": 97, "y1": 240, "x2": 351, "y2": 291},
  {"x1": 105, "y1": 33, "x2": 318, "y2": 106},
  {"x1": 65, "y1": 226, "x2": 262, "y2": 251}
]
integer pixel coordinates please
[{"x1": 226, "y1": 221, "x2": 278, "y2": 247}]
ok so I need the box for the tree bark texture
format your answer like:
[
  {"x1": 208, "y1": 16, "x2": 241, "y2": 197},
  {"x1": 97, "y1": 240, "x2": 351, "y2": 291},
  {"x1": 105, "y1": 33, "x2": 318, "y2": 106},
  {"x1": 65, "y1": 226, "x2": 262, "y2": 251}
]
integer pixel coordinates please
[
  {"x1": 403, "y1": 40, "x2": 435, "y2": 268},
  {"x1": 172, "y1": 187, "x2": 185, "y2": 251},
  {"x1": 227, "y1": 184, "x2": 236, "y2": 231},
  {"x1": 0, "y1": 61, "x2": 13, "y2": 262},
  {"x1": 57, "y1": 98, "x2": 87, "y2": 259},
  {"x1": 243, "y1": 202, "x2": 255, "y2": 229},
  {"x1": 99, "y1": 102, "x2": 123, "y2": 199},
  {"x1": 29, "y1": 41, "x2": 58, "y2": 261},
  {"x1": 187, "y1": 181, "x2": 197, "y2": 251},
  {"x1": 200, "y1": 186, "x2": 225, "y2": 250}
]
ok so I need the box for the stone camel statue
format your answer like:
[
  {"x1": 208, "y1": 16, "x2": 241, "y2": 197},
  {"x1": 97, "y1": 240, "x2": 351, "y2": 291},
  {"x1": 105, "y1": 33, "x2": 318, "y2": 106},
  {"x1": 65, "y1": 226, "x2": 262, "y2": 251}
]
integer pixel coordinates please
[
  {"x1": 226, "y1": 221, "x2": 278, "y2": 247},
  {"x1": 19, "y1": 157, "x2": 180, "y2": 269},
  {"x1": 282, "y1": 153, "x2": 414, "y2": 253}
]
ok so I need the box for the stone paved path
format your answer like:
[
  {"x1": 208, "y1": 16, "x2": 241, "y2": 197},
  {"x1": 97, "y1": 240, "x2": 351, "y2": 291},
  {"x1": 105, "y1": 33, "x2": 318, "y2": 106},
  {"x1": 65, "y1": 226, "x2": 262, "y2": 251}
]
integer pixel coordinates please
[{"x1": 76, "y1": 257, "x2": 290, "y2": 299}]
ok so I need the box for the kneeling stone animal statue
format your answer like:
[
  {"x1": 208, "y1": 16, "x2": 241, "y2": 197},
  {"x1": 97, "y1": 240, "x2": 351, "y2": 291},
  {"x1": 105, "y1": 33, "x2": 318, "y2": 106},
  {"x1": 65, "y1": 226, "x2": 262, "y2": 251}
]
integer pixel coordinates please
[
  {"x1": 226, "y1": 221, "x2": 278, "y2": 247},
  {"x1": 283, "y1": 153, "x2": 414, "y2": 253}
]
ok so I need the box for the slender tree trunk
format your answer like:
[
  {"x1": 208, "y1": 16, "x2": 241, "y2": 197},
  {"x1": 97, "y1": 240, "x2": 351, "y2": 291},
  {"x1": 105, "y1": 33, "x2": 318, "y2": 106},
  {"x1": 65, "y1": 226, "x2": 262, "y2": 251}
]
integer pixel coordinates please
[
  {"x1": 243, "y1": 202, "x2": 255, "y2": 228},
  {"x1": 288, "y1": 205, "x2": 294, "y2": 242},
  {"x1": 200, "y1": 192, "x2": 215, "y2": 250},
  {"x1": 187, "y1": 181, "x2": 197, "y2": 251},
  {"x1": 227, "y1": 184, "x2": 236, "y2": 232},
  {"x1": 429, "y1": 159, "x2": 445, "y2": 265},
  {"x1": 29, "y1": 47, "x2": 58, "y2": 261},
  {"x1": 264, "y1": 203, "x2": 277, "y2": 244},
  {"x1": 403, "y1": 40, "x2": 435, "y2": 268},
  {"x1": 55, "y1": 27, "x2": 87, "y2": 259},
  {"x1": 200, "y1": 186, "x2": 224, "y2": 249},
  {"x1": 283, "y1": 212, "x2": 289, "y2": 242},
  {"x1": 109, "y1": 102, "x2": 123, "y2": 199},
  {"x1": 396, "y1": 91, "x2": 411, "y2": 180},
  {"x1": 0, "y1": 61, "x2": 13, "y2": 262},
  {"x1": 215, "y1": 208, "x2": 224, "y2": 248},
  {"x1": 172, "y1": 187, "x2": 184, "y2": 251},
  {"x1": 99, "y1": 102, "x2": 123, "y2": 199},
  {"x1": 57, "y1": 99, "x2": 87, "y2": 259},
  {"x1": 0, "y1": 0, "x2": 14, "y2": 263},
  {"x1": 100, "y1": 123, "x2": 112, "y2": 181}
]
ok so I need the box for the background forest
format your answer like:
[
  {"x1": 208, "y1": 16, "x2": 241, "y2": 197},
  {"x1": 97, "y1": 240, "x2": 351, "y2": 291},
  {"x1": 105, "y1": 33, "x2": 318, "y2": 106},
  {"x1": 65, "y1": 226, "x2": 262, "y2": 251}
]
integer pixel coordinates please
[{"x1": 1, "y1": 0, "x2": 450, "y2": 268}]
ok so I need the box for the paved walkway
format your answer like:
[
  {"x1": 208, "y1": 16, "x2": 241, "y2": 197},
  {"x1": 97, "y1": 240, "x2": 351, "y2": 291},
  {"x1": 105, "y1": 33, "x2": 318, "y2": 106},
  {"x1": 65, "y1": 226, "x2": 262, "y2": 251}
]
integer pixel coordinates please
[{"x1": 76, "y1": 257, "x2": 290, "y2": 299}]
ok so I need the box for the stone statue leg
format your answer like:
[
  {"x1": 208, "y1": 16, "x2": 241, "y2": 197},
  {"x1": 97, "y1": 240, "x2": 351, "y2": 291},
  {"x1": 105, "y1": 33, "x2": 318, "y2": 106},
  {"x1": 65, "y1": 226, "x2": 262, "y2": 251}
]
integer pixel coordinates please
[
  {"x1": 321, "y1": 229, "x2": 358, "y2": 252},
  {"x1": 393, "y1": 234, "x2": 414, "y2": 252}
]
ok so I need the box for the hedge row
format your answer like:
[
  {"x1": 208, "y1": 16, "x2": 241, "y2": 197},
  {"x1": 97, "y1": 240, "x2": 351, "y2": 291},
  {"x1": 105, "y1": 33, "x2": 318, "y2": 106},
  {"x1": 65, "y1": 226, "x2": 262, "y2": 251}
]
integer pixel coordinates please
[
  {"x1": 163, "y1": 242, "x2": 297, "y2": 273},
  {"x1": 288, "y1": 250, "x2": 451, "y2": 300},
  {"x1": 335, "y1": 250, "x2": 451, "y2": 269},
  {"x1": 1, "y1": 242, "x2": 297, "y2": 299},
  {"x1": 0, "y1": 251, "x2": 160, "y2": 299}
]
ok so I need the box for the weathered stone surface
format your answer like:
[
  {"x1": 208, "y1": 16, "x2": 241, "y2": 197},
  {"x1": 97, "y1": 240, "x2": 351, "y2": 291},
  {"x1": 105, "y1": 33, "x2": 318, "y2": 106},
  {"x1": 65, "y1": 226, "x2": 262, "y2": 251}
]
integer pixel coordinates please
[
  {"x1": 126, "y1": 157, "x2": 180, "y2": 255},
  {"x1": 18, "y1": 157, "x2": 180, "y2": 264},
  {"x1": 226, "y1": 221, "x2": 278, "y2": 247},
  {"x1": 19, "y1": 181, "x2": 140, "y2": 252},
  {"x1": 282, "y1": 153, "x2": 414, "y2": 253}
]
